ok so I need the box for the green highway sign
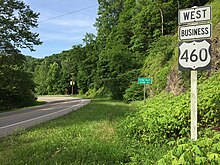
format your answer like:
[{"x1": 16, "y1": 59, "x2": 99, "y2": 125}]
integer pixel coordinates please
[{"x1": 138, "y1": 78, "x2": 152, "y2": 84}]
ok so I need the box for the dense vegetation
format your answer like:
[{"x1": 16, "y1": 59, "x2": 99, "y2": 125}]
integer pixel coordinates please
[
  {"x1": 119, "y1": 72, "x2": 220, "y2": 163},
  {"x1": 0, "y1": 94, "x2": 219, "y2": 164},
  {"x1": 24, "y1": 0, "x2": 213, "y2": 99},
  {"x1": 1, "y1": 0, "x2": 220, "y2": 164}
]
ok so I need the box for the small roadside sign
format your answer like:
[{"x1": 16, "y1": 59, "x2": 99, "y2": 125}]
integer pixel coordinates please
[
  {"x1": 70, "y1": 81, "x2": 75, "y2": 85},
  {"x1": 138, "y1": 78, "x2": 152, "y2": 84},
  {"x1": 179, "y1": 23, "x2": 211, "y2": 41},
  {"x1": 178, "y1": 39, "x2": 211, "y2": 71},
  {"x1": 138, "y1": 78, "x2": 152, "y2": 104},
  {"x1": 179, "y1": 6, "x2": 211, "y2": 24}
]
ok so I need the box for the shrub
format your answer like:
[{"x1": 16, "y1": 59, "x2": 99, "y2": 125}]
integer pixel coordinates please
[
  {"x1": 120, "y1": 93, "x2": 191, "y2": 143},
  {"x1": 85, "y1": 86, "x2": 112, "y2": 99},
  {"x1": 120, "y1": 72, "x2": 220, "y2": 144},
  {"x1": 142, "y1": 35, "x2": 176, "y2": 95},
  {"x1": 123, "y1": 82, "x2": 145, "y2": 103},
  {"x1": 158, "y1": 133, "x2": 220, "y2": 165}
]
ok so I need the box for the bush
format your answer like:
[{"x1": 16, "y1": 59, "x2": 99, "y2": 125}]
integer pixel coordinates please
[
  {"x1": 158, "y1": 133, "x2": 220, "y2": 165},
  {"x1": 197, "y1": 72, "x2": 220, "y2": 127},
  {"x1": 123, "y1": 82, "x2": 145, "y2": 103},
  {"x1": 120, "y1": 93, "x2": 190, "y2": 143},
  {"x1": 142, "y1": 35, "x2": 176, "y2": 95},
  {"x1": 120, "y1": 72, "x2": 220, "y2": 144},
  {"x1": 85, "y1": 86, "x2": 112, "y2": 99}
]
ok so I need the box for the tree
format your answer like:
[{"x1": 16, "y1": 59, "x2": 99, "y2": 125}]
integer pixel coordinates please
[
  {"x1": 0, "y1": 53, "x2": 36, "y2": 110},
  {"x1": 0, "y1": 0, "x2": 41, "y2": 110},
  {"x1": 95, "y1": 0, "x2": 124, "y2": 50},
  {"x1": 130, "y1": 0, "x2": 162, "y2": 52},
  {"x1": 46, "y1": 62, "x2": 61, "y2": 94},
  {"x1": 19, "y1": 0, "x2": 213, "y2": 101},
  {"x1": 34, "y1": 61, "x2": 49, "y2": 95},
  {"x1": 77, "y1": 33, "x2": 98, "y2": 93},
  {"x1": 0, "y1": 0, "x2": 42, "y2": 53}
]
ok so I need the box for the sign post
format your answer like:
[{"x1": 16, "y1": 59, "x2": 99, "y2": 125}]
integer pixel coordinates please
[
  {"x1": 144, "y1": 84, "x2": 146, "y2": 104},
  {"x1": 178, "y1": 6, "x2": 212, "y2": 141},
  {"x1": 138, "y1": 78, "x2": 152, "y2": 104},
  {"x1": 191, "y1": 70, "x2": 197, "y2": 140},
  {"x1": 70, "y1": 80, "x2": 75, "y2": 95}
]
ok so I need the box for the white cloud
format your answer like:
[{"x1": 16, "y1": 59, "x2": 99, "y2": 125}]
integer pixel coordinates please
[
  {"x1": 41, "y1": 32, "x2": 84, "y2": 42},
  {"x1": 38, "y1": 20, "x2": 96, "y2": 43},
  {"x1": 49, "y1": 18, "x2": 94, "y2": 27}
]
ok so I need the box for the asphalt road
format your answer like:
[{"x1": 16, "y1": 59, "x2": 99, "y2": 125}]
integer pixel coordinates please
[{"x1": 0, "y1": 97, "x2": 90, "y2": 138}]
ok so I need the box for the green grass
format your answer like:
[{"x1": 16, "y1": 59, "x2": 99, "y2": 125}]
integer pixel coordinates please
[
  {"x1": 0, "y1": 99, "x2": 172, "y2": 164},
  {"x1": 25, "y1": 100, "x2": 47, "y2": 108},
  {"x1": 210, "y1": 0, "x2": 220, "y2": 28},
  {"x1": 0, "y1": 100, "x2": 133, "y2": 165}
]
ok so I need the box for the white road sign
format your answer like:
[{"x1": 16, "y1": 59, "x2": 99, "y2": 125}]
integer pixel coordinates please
[
  {"x1": 178, "y1": 40, "x2": 211, "y2": 70},
  {"x1": 70, "y1": 81, "x2": 75, "y2": 85},
  {"x1": 179, "y1": 6, "x2": 211, "y2": 24},
  {"x1": 179, "y1": 23, "x2": 211, "y2": 41}
]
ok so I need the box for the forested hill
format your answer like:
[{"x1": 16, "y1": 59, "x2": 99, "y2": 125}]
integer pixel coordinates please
[{"x1": 25, "y1": 0, "x2": 220, "y2": 101}]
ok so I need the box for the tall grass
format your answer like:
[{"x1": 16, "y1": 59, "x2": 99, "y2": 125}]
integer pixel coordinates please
[{"x1": 0, "y1": 100, "x2": 133, "y2": 165}]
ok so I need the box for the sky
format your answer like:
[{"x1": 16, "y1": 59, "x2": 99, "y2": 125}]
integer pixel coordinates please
[{"x1": 21, "y1": 0, "x2": 98, "y2": 58}]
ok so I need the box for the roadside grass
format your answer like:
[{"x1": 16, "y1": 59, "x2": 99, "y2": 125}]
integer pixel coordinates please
[
  {"x1": 0, "y1": 99, "x2": 172, "y2": 164},
  {"x1": 0, "y1": 100, "x2": 134, "y2": 165},
  {"x1": 32, "y1": 100, "x2": 47, "y2": 106}
]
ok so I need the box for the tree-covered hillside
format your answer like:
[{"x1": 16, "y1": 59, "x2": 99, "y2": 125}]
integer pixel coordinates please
[{"x1": 25, "y1": 0, "x2": 220, "y2": 102}]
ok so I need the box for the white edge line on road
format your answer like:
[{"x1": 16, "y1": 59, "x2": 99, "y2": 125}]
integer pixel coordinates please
[
  {"x1": 0, "y1": 99, "x2": 83, "y2": 120},
  {"x1": 0, "y1": 99, "x2": 88, "y2": 130}
]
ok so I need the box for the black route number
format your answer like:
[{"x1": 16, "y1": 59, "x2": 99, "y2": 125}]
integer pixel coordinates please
[{"x1": 180, "y1": 48, "x2": 208, "y2": 62}]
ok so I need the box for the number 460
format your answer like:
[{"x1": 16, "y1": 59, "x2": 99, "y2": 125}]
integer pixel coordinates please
[{"x1": 180, "y1": 48, "x2": 208, "y2": 62}]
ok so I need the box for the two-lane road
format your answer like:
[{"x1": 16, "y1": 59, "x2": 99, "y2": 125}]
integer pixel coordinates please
[{"x1": 0, "y1": 97, "x2": 90, "y2": 138}]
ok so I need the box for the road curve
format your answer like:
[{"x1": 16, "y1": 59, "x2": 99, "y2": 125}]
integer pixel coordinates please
[{"x1": 0, "y1": 97, "x2": 90, "y2": 138}]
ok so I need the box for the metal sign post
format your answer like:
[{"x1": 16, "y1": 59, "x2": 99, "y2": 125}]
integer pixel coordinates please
[
  {"x1": 191, "y1": 70, "x2": 197, "y2": 140},
  {"x1": 70, "y1": 80, "x2": 75, "y2": 95},
  {"x1": 178, "y1": 6, "x2": 212, "y2": 141},
  {"x1": 144, "y1": 84, "x2": 146, "y2": 104}
]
